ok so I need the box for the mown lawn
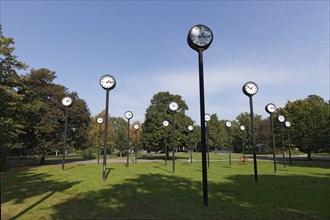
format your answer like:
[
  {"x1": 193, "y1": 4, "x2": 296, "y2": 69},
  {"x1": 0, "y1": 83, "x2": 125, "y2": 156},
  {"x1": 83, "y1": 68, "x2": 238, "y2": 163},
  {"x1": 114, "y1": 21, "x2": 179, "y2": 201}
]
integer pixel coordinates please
[{"x1": 1, "y1": 158, "x2": 329, "y2": 219}]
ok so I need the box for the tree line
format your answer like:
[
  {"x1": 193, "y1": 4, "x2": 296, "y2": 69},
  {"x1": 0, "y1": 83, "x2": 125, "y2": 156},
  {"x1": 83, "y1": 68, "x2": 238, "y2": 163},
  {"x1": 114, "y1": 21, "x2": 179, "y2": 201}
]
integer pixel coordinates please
[{"x1": 1, "y1": 26, "x2": 329, "y2": 170}]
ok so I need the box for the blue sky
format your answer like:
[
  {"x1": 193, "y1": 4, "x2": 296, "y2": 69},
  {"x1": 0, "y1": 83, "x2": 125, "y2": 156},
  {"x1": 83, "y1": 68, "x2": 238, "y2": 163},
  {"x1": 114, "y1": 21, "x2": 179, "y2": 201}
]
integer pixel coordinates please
[{"x1": 1, "y1": 1, "x2": 329, "y2": 124}]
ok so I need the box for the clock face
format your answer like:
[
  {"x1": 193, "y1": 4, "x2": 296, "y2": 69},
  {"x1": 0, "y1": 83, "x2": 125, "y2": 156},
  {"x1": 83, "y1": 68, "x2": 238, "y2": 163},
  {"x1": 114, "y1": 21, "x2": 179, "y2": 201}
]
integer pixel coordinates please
[
  {"x1": 134, "y1": 124, "x2": 140, "y2": 130},
  {"x1": 240, "y1": 125, "x2": 245, "y2": 131},
  {"x1": 285, "y1": 121, "x2": 291, "y2": 127},
  {"x1": 188, "y1": 125, "x2": 193, "y2": 131},
  {"x1": 124, "y1": 111, "x2": 133, "y2": 120},
  {"x1": 188, "y1": 24, "x2": 213, "y2": 51},
  {"x1": 278, "y1": 115, "x2": 285, "y2": 122},
  {"x1": 100, "y1": 74, "x2": 116, "y2": 90},
  {"x1": 243, "y1": 81, "x2": 258, "y2": 96},
  {"x1": 61, "y1": 97, "x2": 72, "y2": 106},
  {"x1": 205, "y1": 114, "x2": 211, "y2": 122},
  {"x1": 225, "y1": 121, "x2": 232, "y2": 128},
  {"x1": 97, "y1": 117, "x2": 104, "y2": 124},
  {"x1": 169, "y1": 102, "x2": 179, "y2": 111},
  {"x1": 163, "y1": 120, "x2": 169, "y2": 127},
  {"x1": 265, "y1": 103, "x2": 276, "y2": 114}
]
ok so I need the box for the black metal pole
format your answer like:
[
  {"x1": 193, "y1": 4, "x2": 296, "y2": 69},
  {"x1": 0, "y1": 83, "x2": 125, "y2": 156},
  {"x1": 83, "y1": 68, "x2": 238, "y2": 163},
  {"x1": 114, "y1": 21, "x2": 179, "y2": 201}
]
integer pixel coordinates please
[
  {"x1": 198, "y1": 50, "x2": 208, "y2": 206},
  {"x1": 165, "y1": 127, "x2": 168, "y2": 166},
  {"x1": 280, "y1": 122, "x2": 286, "y2": 168},
  {"x1": 270, "y1": 114, "x2": 277, "y2": 173},
  {"x1": 189, "y1": 132, "x2": 192, "y2": 163},
  {"x1": 62, "y1": 107, "x2": 68, "y2": 171},
  {"x1": 172, "y1": 112, "x2": 175, "y2": 173},
  {"x1": 242, "y1": 130, "x2": 245, "y2": 162},
  {"x1": 206, "y1": 122, "x2": 210, "y2": 169},
  {"x1": 249, "y1": 96, "x2": 258, "y2": 182},
  {"x1": 288, "y1": 128, "x2": 292, "y2": 164},
  {"x1": 103, "y1": 90, "x2": 110, "y2": 181},
  {"x1": 227, "y1": 128, "x2": 231, "y2": 166},
  {"x1": 135, "y1": 129, "x2": 138, "y2": 163},
  {"x1": 98, "y1": 123, "x2": 101, "y2": 164},
  {"x1": 127, "y1": 119, "x2": 130, "y2": 167}
]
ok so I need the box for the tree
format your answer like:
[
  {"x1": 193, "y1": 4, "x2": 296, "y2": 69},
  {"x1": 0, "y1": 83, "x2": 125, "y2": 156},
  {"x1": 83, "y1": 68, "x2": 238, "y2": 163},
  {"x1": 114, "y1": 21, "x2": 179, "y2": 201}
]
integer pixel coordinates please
[
  {"x1": 141, "y1": 92, "x2": 194, "y2": 155},
  {"x1": 19, "y1": 68, "x2": 91, "y2": 164},
  {"x1": 206, "y1": 114, "x2": 226, "y2": 152},
  {"x1": 236, "y1": 112, "x2": 263, "y2": 153},
  {"x1": 0, "y1": 25, "x2": 28, "y2": 170},
  {"x1": 282, "y1": 95, "x2": 329, "y2": 160},
  {"x1": 110, "y1": 117, "x2": 128, "y2": 155}
]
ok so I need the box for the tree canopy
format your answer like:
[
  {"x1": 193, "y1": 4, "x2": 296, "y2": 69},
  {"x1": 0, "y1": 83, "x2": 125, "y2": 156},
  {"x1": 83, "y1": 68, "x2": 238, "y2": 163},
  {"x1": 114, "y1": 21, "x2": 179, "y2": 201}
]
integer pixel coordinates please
[
  {"x1": 0, "y1": 25, "x2": 28, "y2": 170},
  {"x1": 281, "y1": 95, "x2": 330, "y2": 159},
  {"x1": 141, "y1": 92, "x2": 195, "y2": 153}
]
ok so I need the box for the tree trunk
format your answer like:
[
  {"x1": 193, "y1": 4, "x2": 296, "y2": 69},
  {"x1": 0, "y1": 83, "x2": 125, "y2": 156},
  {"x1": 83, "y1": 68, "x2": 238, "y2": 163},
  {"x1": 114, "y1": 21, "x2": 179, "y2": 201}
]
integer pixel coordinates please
[
  {"x1": 40, "y1": 155, "x2": 45, "y2": 165},
  {"x1": 307, "y1": 151, "x2": 312, "y2": 161}
]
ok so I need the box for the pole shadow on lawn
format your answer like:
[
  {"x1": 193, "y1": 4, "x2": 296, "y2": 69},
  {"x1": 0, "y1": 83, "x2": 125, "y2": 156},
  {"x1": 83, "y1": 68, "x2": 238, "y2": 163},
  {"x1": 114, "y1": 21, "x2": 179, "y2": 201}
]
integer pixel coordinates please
[
  {"x1": 1, "y1": 167, "x2": 82, "y2": 219},
  {"x1": 48, "y1": 167, "x2": 329, "y2": 219}
]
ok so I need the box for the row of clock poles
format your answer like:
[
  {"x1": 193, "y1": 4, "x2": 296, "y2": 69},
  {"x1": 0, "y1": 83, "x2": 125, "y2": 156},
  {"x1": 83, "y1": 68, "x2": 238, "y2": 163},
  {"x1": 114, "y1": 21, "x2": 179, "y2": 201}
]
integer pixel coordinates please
[
  {"x1": 95, "y1": 113, "x2": 140, "y2": 168},
  {"x1": 187, "y1": 24, "x2": 291, "y2": 206},
  {"x1": 265, "y1": 103, "x2": 292, "y2": 172},
  {"x1": 162, "y1": 101, "x2": 195, "y2": 173},
  {"x1": 61, "y1": 24, "x2": 293, "y2": 208}
]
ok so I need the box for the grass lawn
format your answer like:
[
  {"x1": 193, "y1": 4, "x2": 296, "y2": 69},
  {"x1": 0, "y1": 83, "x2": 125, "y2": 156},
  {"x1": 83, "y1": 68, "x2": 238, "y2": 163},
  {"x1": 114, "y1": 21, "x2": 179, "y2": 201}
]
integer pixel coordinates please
[{"x1": 1, "y1": 158, "x2": 330, "y2": 219}]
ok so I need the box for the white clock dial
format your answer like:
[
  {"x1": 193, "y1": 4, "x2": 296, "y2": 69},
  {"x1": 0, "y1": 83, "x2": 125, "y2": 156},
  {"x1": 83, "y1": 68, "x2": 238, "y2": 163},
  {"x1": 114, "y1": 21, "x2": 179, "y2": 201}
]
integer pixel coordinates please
[
  {"x1": 188, "y1": 125, "x2": 193, "y2": 131},
  {"x1": 163, "y1": 120, "x2": 169, "y2": 127},
  {"x1": 134, "y1": 124, "x2": 140, "y2": 130},
  {"x1": 240, "y1": 125, "x2": 245, "y2": 131},
  {"x1": 243, "y1": 81, "x2": 258, "y2": 96},
  {"x1": 61, "y1": 97, "x2": 72, "y2": 106},
  {"x1": 97, "y1": 117, "x2": 104, "y2": 124},
  {"x1": 188, "y1": 24, "x2": 213, "y2": 51},
  {"x1": 278, "y1": 115, "x2": 285, "y2": 122},
  {"x1": 285, "y1": 121, "x2": 291, "y2": 127},
  {"x1": 100, "y1": 74, "x2": 116, "y2": 90},
  {"x1": 225, "y1": 121, "x2": 232, "y2": 128},
  {"x1": 169, "y1": 102, "x2": 179, "y2": 111},
  {"x1": 205, "y1": 114, "x2": 211, "y2": 122},
  {"x1": 190, "y1": 25, "x2": 213, "y2": 47},
  {"x1": 124, "y1": 111, "x2": 133, "y2": 120},
  {"x1": 266, "y1": 103, "x2": 276, "y2": 113}
]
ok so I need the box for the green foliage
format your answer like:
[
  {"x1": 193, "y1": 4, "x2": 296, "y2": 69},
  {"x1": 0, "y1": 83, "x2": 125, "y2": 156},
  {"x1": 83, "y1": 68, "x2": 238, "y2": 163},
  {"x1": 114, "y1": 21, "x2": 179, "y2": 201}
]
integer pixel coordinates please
[
  {"x1": 18, "y1": 68, "x2": 91, "y2": 164},
  {"x1": 281, "y1": 95, "x2": 330, "y2": 159},
  {"x1": 81, "y1": 147, "x2": 95, "y2": 159},
  {"x1": 0, "y1": 25, "x2": 28, "y2": 170},
  {"x1": 141, "y1": 92, "x2": 194, "y2": 153},
  {"x1": 207, "y1": 114, "x2": 226, "y2": 150},
  {"x1": 110, "y1": 117, "x2": 128, "y2": 153},
  {"x1": 235, "y1": 112, "x2": 263, "y2": 152}
]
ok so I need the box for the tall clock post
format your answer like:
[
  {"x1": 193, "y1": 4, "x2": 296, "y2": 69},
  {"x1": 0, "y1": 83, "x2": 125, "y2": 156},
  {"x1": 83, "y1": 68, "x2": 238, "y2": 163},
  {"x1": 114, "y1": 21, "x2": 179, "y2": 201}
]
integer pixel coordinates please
[
  {"x1": 242, "y1": 81, "x2": 259, "y2": 182},
  {"x1": 97, "y1": 117, "x2": 104, "y2": 165},
  {"x1": 265, "y1": 103, "x2": 277, "y2": 173},
  {"x1": 61, "y1": 96, "x2": 72, "y2": 171},
  {"x1": 187, "y1": 24, "x2": 213, "y2": 206},
  {"x1": 169, "y1": 101, "x2": 178, "y2": 173},
  {"x1": 278, "y1": 115, "x2": 286, "y2": 168},
  {"x1": 100, "y1": 74, "x2": 116, "y2": 181},
  {"x1": 225, "y1": 121, "x2": 232, "y2": 166},
  {"x1": 124, "y1": 111, "x2": 133, "y2": 167}
]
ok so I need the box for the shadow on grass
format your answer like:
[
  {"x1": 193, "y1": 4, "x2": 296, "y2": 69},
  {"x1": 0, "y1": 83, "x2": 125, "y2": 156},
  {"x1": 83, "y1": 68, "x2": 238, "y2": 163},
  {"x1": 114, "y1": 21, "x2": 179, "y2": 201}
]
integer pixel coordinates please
[
  {"x1": 48, "y1": 171, "x2": 329, "y2": 219},
  {"x1": 1, "y1": 167, "x2": 81, "y2": 220},
  {"x1": 105, "y1": 168, "x2": 114, "y2": 180},
  {"x1": 8, "y1": 156, "x2": 95, "y2": 168},
  {"x1": 281, "y1": 160, "x2": 330, "y2": 169},
  {"x1": 153, "y1": 165, "x2": 172, "y2": 174}
]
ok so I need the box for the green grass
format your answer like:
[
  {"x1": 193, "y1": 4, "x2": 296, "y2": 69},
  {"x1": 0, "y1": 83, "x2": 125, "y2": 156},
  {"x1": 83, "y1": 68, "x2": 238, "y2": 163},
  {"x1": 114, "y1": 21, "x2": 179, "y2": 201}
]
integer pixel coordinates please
[{"x1": 1, "y1": 159, "x2": 330, "y2": 219}]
